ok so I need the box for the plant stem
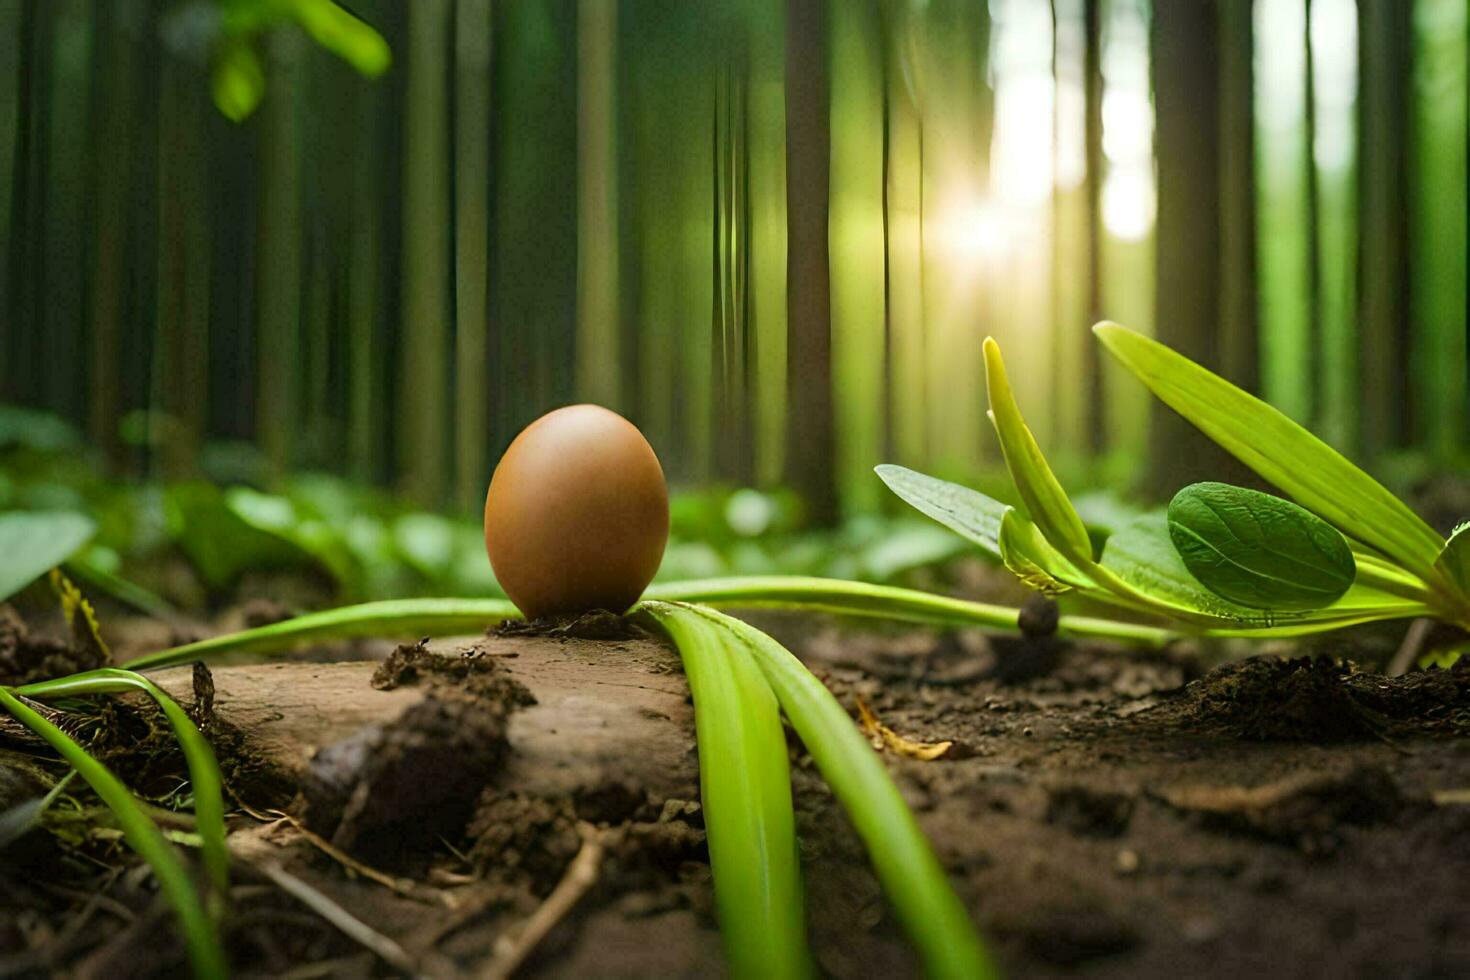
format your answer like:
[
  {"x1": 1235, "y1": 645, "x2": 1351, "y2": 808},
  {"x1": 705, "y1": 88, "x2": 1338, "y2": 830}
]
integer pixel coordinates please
[
  {"x1": 126, "y1": 578, "x2": 1175, "y2": 672},
  {"x1": 678, "y1": 603, "x2": 997, "y2": 980},
  {"x1": 639, "y1": 603, "x2": 811, "y2": 978},
  {"x1": 646, "y1": 576, "x2": 1177, "y2": 645},
  {"x1": 127, "y1": 597, "x2": 520, "y2": 671}
]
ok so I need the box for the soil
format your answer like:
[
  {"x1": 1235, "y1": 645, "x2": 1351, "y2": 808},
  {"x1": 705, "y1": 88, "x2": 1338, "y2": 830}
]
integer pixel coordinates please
[{"x1": 3, "y1": 603, "x2": 1470, "y2": 978}]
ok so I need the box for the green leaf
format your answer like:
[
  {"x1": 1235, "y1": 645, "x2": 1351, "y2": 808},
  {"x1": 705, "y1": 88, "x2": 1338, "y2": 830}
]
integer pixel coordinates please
[
  {"x1": 0, "y1": 511, "x2": 96, "y2": 602},
  {"x1": 1094, "y1": 322, "x2": 1444, "y2": 579},
  {"x1": 874, "y1": 465, "x2": 1005, "y2": 559},
  {"x1": 16, "y1": 668, "x2": 230, "y2": 910},
  {"x1": 1434, "y1": 522, "x2": 1470, "y2": 597},
  {"x1": 211, "y1": 38, "x2": 265, "y2": 121},
  {"x1": 1167, "y1": 483, "x2": 1356, "y2": 611},
  {"x1": 982, "y1": 339, "x2": 1094, "y2": 566},
  {"x1": 0, "y1": 405, "x2": 82, "y2": 453},
  {"x1": 291, "y1": 0, "x2": 392, "y2": 76},
  {"x1": 167, "y1": 483, "x2": 317, "y2": 589},
  {"x1": 680, "y1": 606, "x2": 998, "y2": 980},
  {"x1": 998, "y1": 509, "x2": 1089, "y2": 595},
  {"x1": 636, "y1": 603, "x2": 811, "y2": 978},
  {"x1": 0, "y1": 689, "x2": 226, "y2": 978},
  {"x1": 1100, "y1": 514, "x2": 1277, "y2": 624},
  {"x1": 1103, "y1": 513, "x2": 1423, "y2": 630}
]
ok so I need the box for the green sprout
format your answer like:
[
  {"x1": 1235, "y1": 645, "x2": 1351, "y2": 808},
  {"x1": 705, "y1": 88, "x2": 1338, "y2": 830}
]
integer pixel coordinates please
[
  {"x1": 880, "y1": 323, "x2": 1470, "y2": 639},
  {"x1": 13, "y1": 668, "x2": 231, "y2": 906},
  {"x1": 0, "y1": 685, "x2": 228, "y2": 979}
]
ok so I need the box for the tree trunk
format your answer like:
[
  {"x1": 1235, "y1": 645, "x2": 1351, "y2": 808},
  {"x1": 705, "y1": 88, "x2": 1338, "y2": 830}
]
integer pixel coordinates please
[
  {"x1": 784, "y1": 0, "x2": 837, "y2": 524},
  {"x1": 455, "y1": 0, "x2": 494, "y2": 511},
  {"x1": 1150, "y1": 0, "x2": 1255, "y2": 498},
  {"x1": 1356, "y1": 0, "x2": 1413, "y2": 459},
  {"x1": 575, "y1": 0, "x2": 620, "y2": 414},
  {"x1": 400, "y1": 0, "x2": 452, "y2": 504},
  {"x1": 1217, "y1": 0, "x2": 1259, "y2": 393},
  {"x1": 1081, "y1": 0, "x2": 1106, "y2": 454}
]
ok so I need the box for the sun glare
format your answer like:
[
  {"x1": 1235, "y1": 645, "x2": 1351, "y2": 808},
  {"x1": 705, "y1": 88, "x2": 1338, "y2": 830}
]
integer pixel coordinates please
[{"x1": 942, "y1": 201, "x2": 1010, "y2": 262}]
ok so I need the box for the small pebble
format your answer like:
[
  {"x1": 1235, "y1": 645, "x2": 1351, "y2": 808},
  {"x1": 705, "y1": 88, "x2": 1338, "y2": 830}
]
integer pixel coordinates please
[{"x1": 1115, "y1": 849, "x2": 1141, "y2": 875}]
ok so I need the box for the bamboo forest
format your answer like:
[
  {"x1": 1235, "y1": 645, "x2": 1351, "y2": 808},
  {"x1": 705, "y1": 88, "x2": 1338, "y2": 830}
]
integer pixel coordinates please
[{"x1": 1, "y1": 1, "x2": 1468, "y2": 978}]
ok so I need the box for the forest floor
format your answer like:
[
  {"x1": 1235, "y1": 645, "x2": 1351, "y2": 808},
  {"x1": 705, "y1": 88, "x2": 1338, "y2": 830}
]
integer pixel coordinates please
[{"x1": 3, "y1": 595, "x2": 1470, "y2": 978}]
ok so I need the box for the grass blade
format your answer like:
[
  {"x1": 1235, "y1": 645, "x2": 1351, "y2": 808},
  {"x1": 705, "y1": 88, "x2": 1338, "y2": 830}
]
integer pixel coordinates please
[
  {"x1": 683, "y1": 605, "x2": 997, "y2": 980},
  {"x1": 16, "y1": 668, "x2": 229, "y2": 904},
  {"x1": 127, "y1": 597, "x2": 519, "y2": 671},
  {"x1": 0, "y1": 687, "x2": 227, "y2": 978},
  {"x1": 1094, "y1": 322, "x2": 1445, "y2": 580},
  {"x1": 637, "y1": 603, "x2": 811, "y2": 979}
]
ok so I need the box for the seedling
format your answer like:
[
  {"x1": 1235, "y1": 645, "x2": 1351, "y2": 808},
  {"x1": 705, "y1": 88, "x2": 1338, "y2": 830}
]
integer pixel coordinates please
[
  {"x1": 0, "y1": 680, "x2": 227, "y2": 978},
  {"x1": 880, "y1": 323, "x2": 1470, "y2": 639}
]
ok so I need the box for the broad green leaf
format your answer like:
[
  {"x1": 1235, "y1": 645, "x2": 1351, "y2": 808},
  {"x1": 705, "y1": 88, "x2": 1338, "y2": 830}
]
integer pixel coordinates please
[
  {"x1": 874, "y1": 464, "x2": 1006, "y2": 559},
  {"x1": 1094, "y1": 322, "x2": 1444, "y2": 578},
  {"x1": 1101, "y1": 514, "x2": 1277, "y2": 625},
  {"x1": 0, "y1": 405, "x2": 81, "y2": 453},
  {"x1": 1167, "y1": 483, "x2": 1356, "y2": 611},
  {"x1": 229, "y1": 487, "x2": 363, "y2": 592},
  {"x1": 1103, "y1": 513, "x2": 1425, "y2": 630},
  {"x1": 1434, "y1": 522, "x2": 1470, "y2": 597},
  {"x1": 0, "y1": 511, "x2": 96, "y2": 602},
  {"x1": 167, "y1": 483, "x2": 317, "y2": 589},
  {"x1": 982, "y1": 339, "x2": 1094, "y2": 566},
  {"x1": 997, "y1": 508, "x2": 1096, "y2": 595}
]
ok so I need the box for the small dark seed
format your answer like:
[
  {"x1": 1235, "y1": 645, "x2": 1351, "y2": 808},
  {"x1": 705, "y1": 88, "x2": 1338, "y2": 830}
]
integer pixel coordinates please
[{"x1": 1018, "y1": 594, "x2": 1060, "y2": 638}]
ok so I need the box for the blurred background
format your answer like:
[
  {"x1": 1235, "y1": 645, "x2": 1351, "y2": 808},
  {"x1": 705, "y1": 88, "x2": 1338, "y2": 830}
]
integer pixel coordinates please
[{"x1": 0, "y1": 0, "x2": 1466, "y2": 605}]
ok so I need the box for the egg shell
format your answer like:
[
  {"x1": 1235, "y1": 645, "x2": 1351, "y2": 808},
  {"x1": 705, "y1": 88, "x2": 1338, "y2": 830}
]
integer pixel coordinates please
[{"x1": 484, "y1": 404, "x2": 669, "y2": 619}]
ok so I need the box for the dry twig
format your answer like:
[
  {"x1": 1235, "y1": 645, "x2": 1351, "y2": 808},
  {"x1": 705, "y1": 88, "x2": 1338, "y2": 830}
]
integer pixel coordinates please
[{"x1": 479, "y1": 822, "x2": 607, "y2": 980}]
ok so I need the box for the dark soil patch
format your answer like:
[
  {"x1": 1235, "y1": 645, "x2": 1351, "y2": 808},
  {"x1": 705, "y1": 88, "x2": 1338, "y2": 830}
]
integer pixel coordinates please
[
  {"x1": 4, "y1": 610, "x2": 1470, "y2": 977},
  {"x1": 0, "y1": 603, "x2": 107, "y2": 686}
]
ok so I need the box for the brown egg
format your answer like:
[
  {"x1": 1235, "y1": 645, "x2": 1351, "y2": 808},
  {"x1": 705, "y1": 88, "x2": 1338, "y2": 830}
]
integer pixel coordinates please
[{"x1": 484, "y1": 405, "x2": 669, "y2": 619}]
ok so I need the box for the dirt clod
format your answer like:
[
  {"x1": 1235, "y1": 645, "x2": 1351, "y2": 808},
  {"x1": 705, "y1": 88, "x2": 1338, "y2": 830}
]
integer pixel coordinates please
[
  {"x1": 493, "y1": 609, "x2": 641, "y2": 641},
  {"x1": 0, "y1": 604, "x2": 106, "y2": 686},
  {"x1": 1189, "y1": 656, "x2": 1388, "y2": 740},
  {"x1": 305, "y1": 644, "x2": 535, "y2": 859}
]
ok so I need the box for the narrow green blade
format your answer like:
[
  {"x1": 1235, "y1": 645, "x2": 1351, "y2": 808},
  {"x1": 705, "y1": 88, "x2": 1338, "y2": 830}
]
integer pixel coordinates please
[
  {"x1": 17, "y1": 668, "x2": 230, "y2": 904},
  {"x1": 687, "y1": 606, "x2": 996, "y2": 980},
  {"x1": 1094, "y1": 322, "x2": 1445, "y2": 579},
  {"x1": 0, "y1": 688, "x2": 227, "y2": 978},
  {"x1": 638, "y1": 603, "x2": 810, "y2": 979},
  {"x1": 982, "y1": 339, "x2": 1094, "y2": 567},
  {"x1": 874, "y1": 465, "x2": 1006, "y2": 559}
]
